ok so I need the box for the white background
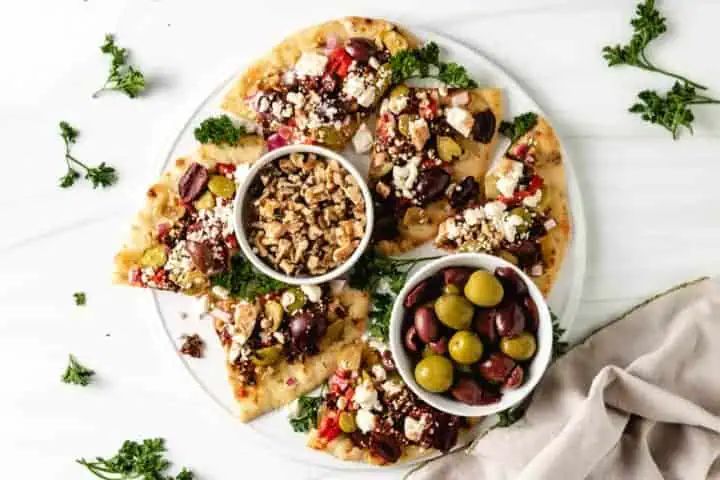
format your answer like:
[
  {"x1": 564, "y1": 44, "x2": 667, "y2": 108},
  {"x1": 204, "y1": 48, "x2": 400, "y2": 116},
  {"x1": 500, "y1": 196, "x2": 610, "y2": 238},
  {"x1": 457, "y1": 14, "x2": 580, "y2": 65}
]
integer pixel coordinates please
[{"x1": 1, "y1": 0, "x2": 719, "y2": 478}]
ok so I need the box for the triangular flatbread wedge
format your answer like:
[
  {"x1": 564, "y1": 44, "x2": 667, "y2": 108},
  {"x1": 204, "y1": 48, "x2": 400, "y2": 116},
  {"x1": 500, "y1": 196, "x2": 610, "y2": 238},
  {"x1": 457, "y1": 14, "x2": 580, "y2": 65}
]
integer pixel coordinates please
[{"x1": 369, "y1": 86, "x2": 503, "y2": 255}]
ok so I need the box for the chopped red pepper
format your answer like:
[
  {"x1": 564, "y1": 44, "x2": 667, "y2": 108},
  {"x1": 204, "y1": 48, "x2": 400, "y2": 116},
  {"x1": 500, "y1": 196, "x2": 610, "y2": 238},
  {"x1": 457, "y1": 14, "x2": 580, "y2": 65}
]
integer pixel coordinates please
[
  {"x1": 329, "y1": 369, "x2": 351, "y2": 394},
  {"x1": 498, "y1": 175, "x2": 544, "y2": 204},
  {"x1": 318, "y1": 412, "x2": 341, "y2": 442},
  {"x1": 419, "y1": 100, "x2": 438, "y2": 120},
  {"x1": 327, "y1": 47, "x2": 353, "y2": 78},
  {"x1": 225, "y1": 234, "x2": 239, "y2": 250},
  {"x1": 216, "y1": 163, "x2": 236, "y2": 176},
  {"x1": 150, "y1": 268, "x2": 167, "y2": 286}
]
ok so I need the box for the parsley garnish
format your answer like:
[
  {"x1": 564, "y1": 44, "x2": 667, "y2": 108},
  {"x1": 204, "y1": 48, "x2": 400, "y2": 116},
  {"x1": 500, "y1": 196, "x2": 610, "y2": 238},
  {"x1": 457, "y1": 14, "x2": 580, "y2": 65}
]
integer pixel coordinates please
[
  {"x1": 93, "y1": 34, "x2": 146, "y2": 98},
  {"x1": 289, "y1": 393, "x2": 323, "y2": 433},
  {"x1": 390, "y1": 41, "x2": 478, "y2": 88},
  {"x1": 499, "y1": 112, "x2": 538, "y2": 143},
  {"x1": 602, "y1": 0, "x2": 719, "y2": 138},
  {"x1": 74, "y1": 292, "x2": 87, "y2": 306},
  {"x1": 211, "y1": 254, "x2": 286, "y2": 300},
  {"x1": 367, "y1": 292, "x2": 394, "y2": 340},
  {"x1": 550, "y1": 311, "x2": 569, "y2": 360},
  {"x1": 61, "y1": 354, "x2": 95, "y2": 386},
  {"x1": 59, "y1": 122, "x2": 118, "y2": 189},
  {"x1": 194, "y1": 115, "x2": 248, "y2": 145},
  {"x1": 76, "y1": 438, "x2": 194, "y2": 480}
]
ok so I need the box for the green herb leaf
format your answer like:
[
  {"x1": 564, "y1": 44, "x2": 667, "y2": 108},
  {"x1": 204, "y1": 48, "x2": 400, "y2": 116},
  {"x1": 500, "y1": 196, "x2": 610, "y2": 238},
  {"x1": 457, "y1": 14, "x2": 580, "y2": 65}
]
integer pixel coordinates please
[
  {"x1": 211, "y1": 254, "x2": 286, "y2": 300},
  {"x1": 94, "y1": 34, "x2": 146, "y2": 98},
  {"x1": 289, "y1": 393, "x2": 323, "y2": 433},
  {"x1": 499, "y1": 112, "x2": 538, "y2": 143},
  {"x1": 76, "y1": 437, "x2": 194, "y2": 480},
  {"x1": 390, "y1": 41, "x2": 477, "y2": 88},
  {"x1": 194, "y1": 115, "x2": 248, "y2": 145},
  {"x1": 58, "y1": 122, "x2": 118, "y2": 189},
  {"x1": 73, "y1": 292, "x2": 87, "y2": 306},
  {"x1": 61, "y1": 354, "x2": 95, "y2": 386}
]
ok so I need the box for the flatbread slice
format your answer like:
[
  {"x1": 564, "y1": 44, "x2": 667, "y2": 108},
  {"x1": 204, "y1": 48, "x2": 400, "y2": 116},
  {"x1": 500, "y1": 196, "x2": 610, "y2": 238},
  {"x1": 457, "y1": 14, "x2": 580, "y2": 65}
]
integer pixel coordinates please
[
  {"x1": 222, "y1": 17, "x2": 417, "y2": 149},
  {"x1": 210, "y1": 285, "x2": 369, "y2": 422},
  {"x1": 435, "y1": 116, "x2": 571, "y2": 296},
  {"x1": 303, "y1": 343, "x2": 473, "y2": 465},
  {"x1": 112, "y1": 136, "x2": 265, "y2": 294},
  {"x1": 369, "y1": 87, "x2": 503, "y2": 256}
]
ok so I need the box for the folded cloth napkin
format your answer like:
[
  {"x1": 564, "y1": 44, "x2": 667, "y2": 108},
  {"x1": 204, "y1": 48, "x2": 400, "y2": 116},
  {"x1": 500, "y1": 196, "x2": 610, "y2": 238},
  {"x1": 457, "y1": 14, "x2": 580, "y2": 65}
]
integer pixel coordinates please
[{"x1": 410, "y1": 278, "x2": 720, "y2": 480}]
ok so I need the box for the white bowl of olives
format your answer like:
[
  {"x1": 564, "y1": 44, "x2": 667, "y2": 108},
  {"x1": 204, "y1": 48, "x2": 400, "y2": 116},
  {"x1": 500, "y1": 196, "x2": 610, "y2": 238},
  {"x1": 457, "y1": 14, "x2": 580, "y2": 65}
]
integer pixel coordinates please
[{"x1": 389, "y1": 253, "x2": 553, "y2": 417}]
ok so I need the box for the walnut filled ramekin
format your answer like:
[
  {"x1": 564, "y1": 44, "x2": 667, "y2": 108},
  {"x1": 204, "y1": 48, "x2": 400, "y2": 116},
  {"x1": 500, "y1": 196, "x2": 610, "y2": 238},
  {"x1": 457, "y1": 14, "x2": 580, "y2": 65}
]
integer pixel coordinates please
[{"x1": 234, "y1": 145, "x2": 374, "y2": 285}]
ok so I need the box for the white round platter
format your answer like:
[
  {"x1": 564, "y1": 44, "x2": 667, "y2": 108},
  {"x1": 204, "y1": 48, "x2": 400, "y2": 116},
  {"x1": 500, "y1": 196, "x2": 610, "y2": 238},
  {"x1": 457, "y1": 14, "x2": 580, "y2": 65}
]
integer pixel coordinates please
[{"x1": 147, "y1": 26, "x2": 587, "y2": 471}]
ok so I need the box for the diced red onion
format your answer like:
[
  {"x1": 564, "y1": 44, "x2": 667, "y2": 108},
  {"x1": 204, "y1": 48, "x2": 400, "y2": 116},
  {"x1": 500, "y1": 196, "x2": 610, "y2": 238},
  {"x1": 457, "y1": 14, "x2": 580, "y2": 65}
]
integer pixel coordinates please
[
  {"x1": 267, "y1": 133, "x2": 288, "y2": 151},
  {"x1": 278, "y1": 125, "x2": 293, "y2": 140}
]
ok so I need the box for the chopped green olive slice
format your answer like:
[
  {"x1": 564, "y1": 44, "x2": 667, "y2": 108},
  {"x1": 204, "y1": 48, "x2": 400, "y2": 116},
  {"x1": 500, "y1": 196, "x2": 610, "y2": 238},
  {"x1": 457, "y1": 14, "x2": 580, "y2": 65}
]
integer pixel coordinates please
[
  {"x1": 264, "y1": 300, "x2": 284, "y2": 331},
  {"x1": 140, "y1": 245, "x2": 167, "y2": 268},
  {"x1": 207, "y1": 175, "x2": 236, "y2": 199},
  {"x1": 252, "y1": 345, "x2": 283, "y2": 366},
  {"x1": 283, "y1": 288, "x2": 307, "y2": 313},
  {"x1": 193, "y1": 190, "x2": 215, "y2": 210},
  {"x1": 339, "y1": 411, "x2": 357, "y2": 433}
]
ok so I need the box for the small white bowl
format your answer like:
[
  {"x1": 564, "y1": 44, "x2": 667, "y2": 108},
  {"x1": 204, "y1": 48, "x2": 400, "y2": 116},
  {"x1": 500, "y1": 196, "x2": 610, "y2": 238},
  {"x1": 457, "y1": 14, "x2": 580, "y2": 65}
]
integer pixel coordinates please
[
  {"x1": 233, "y1": 144, "x2": 374, "y2": 286},
  {"x1": 389, "y1": 253, "x2": 553, "y2": 417}
]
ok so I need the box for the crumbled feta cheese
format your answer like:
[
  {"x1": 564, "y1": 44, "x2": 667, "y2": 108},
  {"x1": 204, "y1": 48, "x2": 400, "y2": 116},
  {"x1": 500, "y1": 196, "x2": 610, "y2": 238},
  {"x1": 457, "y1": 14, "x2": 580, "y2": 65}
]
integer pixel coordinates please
[
  {"x1": 281, "y1": 290, "x2": 296, "y2": 311},
  {"x1": 523, "y1": 188, "x2": 542, "y2": 208},
  {"x1": 271, "y1": 101, "x2": 283, "y2": 118},
  {"x1": 211, "y1": 285, "x2": 229, "y2": 299},
  {"x1": 443, "y1": 218, "x2": 461, "y2": 240},
  {"x1": 368, "y1": 57, "x2": 380, "y2": 70},
  {"x1": 404, "y1": 416, "x2": 427, "y2": 442},
  {"x1": 463, "y1": 207, "x2": 485, "y2": 226},
  {"x1": 228, "y1": 342, "x2": 243, "y2": 363},
  {"x1": 257, "y1": 96, "x2": 270, "y2": 113},
  {"x1": 445, "y1": 106, "x2": 474, "y2": 137},
  {"x1": 530, "y1": 264, "x2": 544, "y2": 276},
  {"x1": 294, "y1": 52, "x2": 328, "y2": 77},
  {"x1": 356, "y1": 85, "x2": 377, "y2": 108},
  {"x1": 371, "y1": 364, "x2": 387, "y2": 382},
  {"x1": 356, "y1": 409, "x2": 376, "y2": 434},
  {"x1": 503, "y1": 214, "x2": 526, "y2": 243},
  {"x1": 352, "y1": 123, "x2": 374, "y2": 153},
  {"x1": 388, "y1": 94, "x2": 408, "y2": 114},
  {"x1": 164, "y1": 241, "x2": 192, "y2": 278},
  {"x1": 272, "y1": 331, "x2": 286, "y2": 344},
  {"x1": 365, "y1": 336, "x2": 388, "y2": 353},
  {"x1": 282, "y1": 70, "x2": 296, "y2": 85},
  {"x1": 544, "y1": 218, "x2": 557, "y2": 231},
  {"x1": 484, "y1": 201, "x2": 507, "y2": 220},
  {"x1": 196, "y1": 295, "x2": 209, "y2": 314},
  {"x1": 336, "y1": 396, "x2": 347, "y2": 410},
  {"x1": 353, "y1": 381, "x2": 380, "y2": 410},
  {"x1": 408, "y1": 118, "x2": 430, "y2": 150},
  {"x1": 343, "y1": 75, "x2": 365, "y2": 98},
  {"x1": 231, "y1": 333, "x2": 248, "y2": 346},
  {"x1": 495, "y1": 160, "x2": 525, "y2": 198},
  {"x1": 286, "y1": 92, "x2": 305, "y2": 107},
  {"x1": 287, "y1": 399, "x2": 300, "y2": 417},
  {"x1": 382, "y1": 379, "x2": 404, "y2": 396},
  {"x1": 300, "y1": 285, "x2": 322, "y2": 303},
  {"x1": 392, "y1": 156, "x2": 421, "y2": 198}
]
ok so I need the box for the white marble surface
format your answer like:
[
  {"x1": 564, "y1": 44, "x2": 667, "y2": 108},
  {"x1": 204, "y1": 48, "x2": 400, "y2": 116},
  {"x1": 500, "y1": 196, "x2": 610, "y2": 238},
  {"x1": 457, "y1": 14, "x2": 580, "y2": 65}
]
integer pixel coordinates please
[{"x1": 2, "y1": 0, "x2": 719, "y2": 478}]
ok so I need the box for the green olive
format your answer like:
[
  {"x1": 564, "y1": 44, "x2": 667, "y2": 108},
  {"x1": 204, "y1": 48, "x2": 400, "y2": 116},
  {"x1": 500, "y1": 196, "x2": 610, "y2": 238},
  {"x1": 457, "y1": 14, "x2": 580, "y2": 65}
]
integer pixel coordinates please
[
  {"x1": 338, "y1": 411, "x2": 357, "y2": 433},
  {"x1": 381, "y1": 30, "x2": 409, "y2": 55},
  {"x1": 264, "y1": 300, "x2": 284, "y2": 331},
  {"x1": 207, "y1": 174, "x2": 236, "y2": 199},
  {"x1": 316, "y1": 126, "x2": 345, "y2": 148},
  {"x1": 443, "y1": 284, "x2": 460, "y2": 295},
  {"x1": 193, "y1": 190, "x2": 215, "y2": 210},
  {"x1": 398, "y1": 114, "x2": 411, "y2": 137},
  {"x1": 177, "y1": 271, "x2": 208, "y2": 296},
  {"x1": 484, "y1": 173, "x2": 500, "y2": 200},
  {"x1": 434, "y1": 295, "x2": 474, "y2": 330},
  {"x1": 414, "y1": 355, "x2": 454, "y2": 393},
  {"x1": 437, "y1": 136, "x2": 463, "y2": 163},
  {"x1": 390, "y1": 84, "x2": 409, "y2": 99},
  {"x1": 500, "y1": 332, "x2": 537, "y2": 361},
  {"x1": 140, "y1": 245, "x2": 167, "y2": 268},
  {"x1": 464, "y1": 270, "x2": 504, "y2": 307},
  {"x1": 284, "y1": 288, "x2": 306, "y2": 313},
  {"x1": 252, "y1": 345, "x2": 283, "y2": 366},
  {"x1": 448, "y1": 331, "x2": 484, "y2": 365},
  {"x1": 510, "y1": 207, "x2": 531, "y2": 233}
]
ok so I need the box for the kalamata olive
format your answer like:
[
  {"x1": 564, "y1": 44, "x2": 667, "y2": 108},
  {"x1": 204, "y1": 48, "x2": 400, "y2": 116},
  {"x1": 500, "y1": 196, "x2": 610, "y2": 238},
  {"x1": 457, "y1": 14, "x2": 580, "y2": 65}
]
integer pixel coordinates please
[
  {"x1": 478, "y1": 353, "x2": 516, "y2": 383},
  {"x1": 369, "y1": 432, "x2": 401, "y2": 463},
  {"x1": 313, "y1": 314, "x2": 328, "y2": 340},
  {"x1": 450, "y1": 377, "x2": 500, "y2": 405},
  {"x1": 381, "y1": 350, "x2": 396, "y2": 372},
  {"x1": 404, "y1": 278, "x2": 436, "y2": 309},
  {"x1": 508, "y1": 240, "x2": 541, "y2": 268},
  {"x1": 449, "y1": 176, "x2": 480, "y2": 209},
  {"x1": 442, "y1": 267, "x2": 472, "y2": 288},
  {"x1": 373, "y1": 214, "x2": 399, "y2": 241},
  {"x1": 474, "y1": 309, "x2": 497, "y2": 342},
  {"x1": 289, "y1": 311, "x2": 312, "y2": 348},
  {"x1": 345, "y1": 37, "x2": 376, "y2": 63},
  {"x1": 414, "y1": 306, "x2": 440, "y2": 343},
  {"x1": 494, "y1": 302, "x2": 526, "y2": 337},
  {"x1": 185, "y1": 240, "x2": 210, "y2": 273},
  {"x1": 522, "y1": 296, "x2": 539, "y2": 331},
  {"x1": 505, "y1": 365, "x2": 525, "y2": 388},
  {"x1": 178, "y1": 162, "x2": 209, "y2": 203},
  {"x1": 471, "y1": 109, "x2": 496, "y2": 144},
  {"x1": 415, "y1": 167, "x2": 451, "y2": 205},
  {"x1": 405, "y1": 325, "x2": 422, "y2": 352},
  {"x1": 428, "y1": 336, "x2": 448, "y2": 355},
  {"x1": 494, "y1": 266, "x2": 528, "y2": 297},
  {"x1": 432, "y1": 422, "x2": 459, "y2": 452}
]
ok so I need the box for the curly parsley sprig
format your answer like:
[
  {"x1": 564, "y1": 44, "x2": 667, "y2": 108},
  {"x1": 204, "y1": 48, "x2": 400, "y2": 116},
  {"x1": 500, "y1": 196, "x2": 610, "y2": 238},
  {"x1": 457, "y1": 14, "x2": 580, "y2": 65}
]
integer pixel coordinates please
[
  {"x1": 390, "y1": 42, "x2": 478, "y2": 88},
  {"x1": 76, "y1": 438, "x2": 194, "y2": 480},
  {"x1": 58, "y1": 122, "x2": 118, "y2": 189},
  {"x1": 211, "y1": 254, "x2": 286, "y2": 300},
  {"x1": 194, "y1": 115, "x2": 248, "y2": 145},
  {"x1": 61, "y1": 354, "x2": 95, "y2": 386},
  {"x1": 603, "y1": 0, "x2": 719, "y2": 139},
  {"x1": 289, "y1": 391, "x2": 324, "y2": 433},
  {"x1": 499, "y1": 112, "x2": 538, "y2": 144},
  {"x1": 93, "y1": 34, "x2": 146, "y2": 99}
]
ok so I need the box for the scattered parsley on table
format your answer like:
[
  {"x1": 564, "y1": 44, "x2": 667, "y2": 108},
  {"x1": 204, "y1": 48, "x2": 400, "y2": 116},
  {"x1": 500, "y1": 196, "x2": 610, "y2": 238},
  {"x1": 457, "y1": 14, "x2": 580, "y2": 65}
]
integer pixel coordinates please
[
  {"x1": 93, "y1": 34, "x2": 146, "y2": 99},
  {"x1": 602, "y1": 0, "x2": 719, "y2": 139},
  {"x1": 390, "y1": 41, "x2": 478, "y2": 88},
  {"x1": 194, "y1": 115, "x2": 248, "y2": 145},
  {"x1": 73, "y1": 292, "x2": 87, "y2": 306},
  {"x1": 76, "y1": 438, "x2": 194, "y2": 480},
  {"x1": 61, "y1": 354, "x2": 95, "y2": 387},
  {"x1": 58, "y1": 122, "x2": 118, "y2": 189}
]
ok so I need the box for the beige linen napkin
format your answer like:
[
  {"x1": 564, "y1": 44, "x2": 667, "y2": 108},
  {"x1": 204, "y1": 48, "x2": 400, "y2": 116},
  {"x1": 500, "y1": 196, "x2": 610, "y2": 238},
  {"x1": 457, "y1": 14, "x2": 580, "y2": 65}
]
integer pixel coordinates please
[{"x1": 411, "y1": 278, "x2": 720, "y2": 480}]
